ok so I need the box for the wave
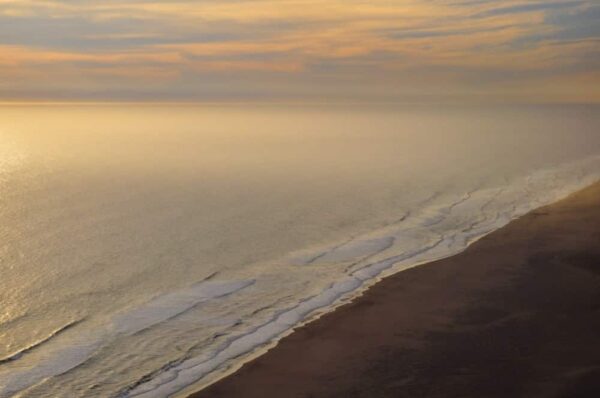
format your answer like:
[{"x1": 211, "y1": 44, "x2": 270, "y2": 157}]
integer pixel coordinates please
[{"x1": 0, "y1": 319, "x2": 84, "y2": 366}]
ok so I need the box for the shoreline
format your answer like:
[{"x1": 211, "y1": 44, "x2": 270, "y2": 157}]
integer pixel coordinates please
[
  {"x1": 2, "y1": 163, "x2": 597, "y2": 398},
  {"x1": 188, "y1": 181, "x2": 600, "y2": 398}
]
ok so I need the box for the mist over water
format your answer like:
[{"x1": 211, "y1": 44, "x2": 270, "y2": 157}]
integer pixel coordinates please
[{"x1": 1, "y1": 104, "x2": 599, "y2": 397}]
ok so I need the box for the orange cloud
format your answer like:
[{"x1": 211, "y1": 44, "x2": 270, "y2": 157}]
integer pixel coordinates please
[{"x1": 0, "y1": 0, "x2": 597, "y2": 102}]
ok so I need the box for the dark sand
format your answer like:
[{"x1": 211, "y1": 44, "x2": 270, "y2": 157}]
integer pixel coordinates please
[{"x1": 191, "y1": 182, "x2": 600, "y2": 398}]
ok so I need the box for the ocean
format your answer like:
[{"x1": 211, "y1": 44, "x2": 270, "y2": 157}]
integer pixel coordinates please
[{"x1": 1, "y1": 104, "x2": 599, "y2": 397}]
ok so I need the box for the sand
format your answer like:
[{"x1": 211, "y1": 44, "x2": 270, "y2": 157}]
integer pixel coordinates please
[{"x1": 190, "y1": 182, "x2": 600, "y2": 398}]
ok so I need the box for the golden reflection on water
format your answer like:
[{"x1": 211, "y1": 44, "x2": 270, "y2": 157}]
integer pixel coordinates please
[{"x1": 0, "y1": 136, "x2": 25, "y2": 174}]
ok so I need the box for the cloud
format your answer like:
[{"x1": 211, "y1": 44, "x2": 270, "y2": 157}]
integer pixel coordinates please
[
  {"x1": 0, "y1": 0, "x2": 598, "y2": 102},
  {"x1": 473, "y1": 0, "x2": 585, "y2": 17}
]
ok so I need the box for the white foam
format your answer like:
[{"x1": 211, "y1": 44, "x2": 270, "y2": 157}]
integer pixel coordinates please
[
  {"x1": 0, "y1": 335, "x2": 101, "y2": 398},
  {"x1": 125, "y1": 277, "x2": 364, "y2": 398},
  {"x1": 112, "y1": 280, "x2": 255, "y2": 335}
]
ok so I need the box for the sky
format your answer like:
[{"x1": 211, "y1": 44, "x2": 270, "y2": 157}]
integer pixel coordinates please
[{"x1": 0, "y1": 0, "x2": 598, "y2": 103}]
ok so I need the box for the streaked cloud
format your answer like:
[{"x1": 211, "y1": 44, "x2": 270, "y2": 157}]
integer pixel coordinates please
[{"x1": 0, "y1": 0, "x2": 598, "y2": 102}]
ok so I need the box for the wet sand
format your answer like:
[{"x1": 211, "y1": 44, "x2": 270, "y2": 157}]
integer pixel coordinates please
[{"x1": 190, "y1": 182, "x2": 600, "y2": 398}]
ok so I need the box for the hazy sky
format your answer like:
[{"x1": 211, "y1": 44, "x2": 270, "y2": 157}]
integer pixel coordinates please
[{"x1": 1, "y1": 0, "x2": 598, "y2": 103}]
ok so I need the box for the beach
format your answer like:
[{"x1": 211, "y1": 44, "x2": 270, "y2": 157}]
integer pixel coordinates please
[{"x1": 190, "y1": 181, "x2": 600, "y2": 398}]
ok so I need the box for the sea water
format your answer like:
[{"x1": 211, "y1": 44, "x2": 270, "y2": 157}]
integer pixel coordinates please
[{"x1": 0, "y1": 104, "x2": 599, "y2": 397}]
